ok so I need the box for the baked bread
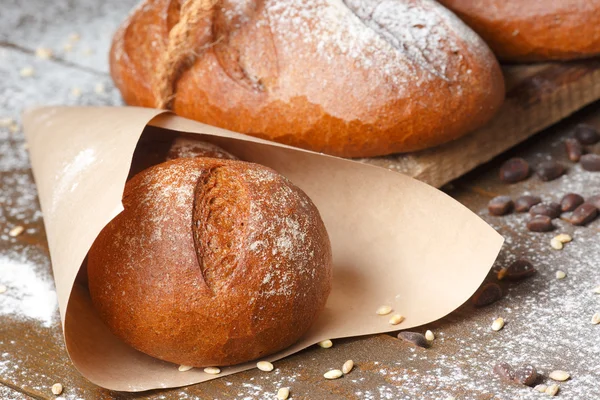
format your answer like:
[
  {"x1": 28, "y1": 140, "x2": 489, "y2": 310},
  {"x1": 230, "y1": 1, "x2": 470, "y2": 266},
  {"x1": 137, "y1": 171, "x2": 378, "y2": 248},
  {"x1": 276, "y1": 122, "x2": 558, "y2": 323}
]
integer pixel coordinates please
[
  {"x1": 87, "y1": 157, "x2": 332, "y2": 366},
  {"x1": 110, "y1": 0, "x2": 505, "y2": 157},
  {"x1": 437, "y1": 0, "x2": 600, "y2": 62}
]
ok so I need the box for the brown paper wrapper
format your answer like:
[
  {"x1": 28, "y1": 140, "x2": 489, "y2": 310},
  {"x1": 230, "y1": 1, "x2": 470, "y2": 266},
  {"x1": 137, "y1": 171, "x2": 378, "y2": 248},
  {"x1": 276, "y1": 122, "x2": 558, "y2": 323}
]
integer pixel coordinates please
[{"x1": 22, "y1": 106, "x2": 503, "y2": 392}]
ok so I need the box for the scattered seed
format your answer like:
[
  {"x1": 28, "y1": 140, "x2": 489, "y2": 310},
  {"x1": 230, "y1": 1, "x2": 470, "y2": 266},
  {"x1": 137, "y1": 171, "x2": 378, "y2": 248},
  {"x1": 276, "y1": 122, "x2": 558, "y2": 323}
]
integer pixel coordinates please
[
  {"x1": 492, "y1": 317, "x2": 505, "y2": 331},
  {"x1": 20, "y1": 66, "x2": 35, "y2": 77},
  {"x1": 94, "y1": 83, "x2": 105, "y2": 94},
  {"x1": 389, "y1": 314, "x2": 405, "y2": 325},
  {"x1": 204, "y1": 367, "x2": 220, "y2": 375},
  {"x1": 514, "y1": 195, "x2": 542, "y2": 212},
  {"x1": 324, "y1": 369, "x2": 343, "y2": 379},
  {"x1": 488, "y1": 196, "x2": 513, "y2": 216},
  {"x1": 591, "y1": 313, "x2": 600, "y2": 325},
  {"x1": 424, "y1": 330, "x2": 435, "y2": 341},
  {"x1": 178, "y1": 365, "x2": 193, "y2": 372},
  {"x1": 398, "y1": 332, "x2": 429, "y2": 348},
  {"x1": 9, "y1": 225, "x2": 24, "y2": 237},
  {"x1": 568, "y1": 203, "x2": 598, "y2": 226},
  {"x1": 554, "y1": 233, "x2": 572, "y2": 243},
  {"x1": 593, "y1": 286, "x2": 600, "y2": 294},
  {"x1": 257, "y1": 361, "x2": 274, "y2": 372},
  {"x1": 514, "y1": 364, "x2": 537, "y2": 386},
  {"x1": 472, "y1": 283, "x2": 502, "y2": 307},
  {"x1": 574, "y1": 124, "x2": 600, "y2": 145},
  {"x1": 318, "y1": 340, "x2": 333, "y2": 348},
  {"x1": 71, "y1": 87, "x2": 82, "y2": 97},
  {"x1": 527, "y1": 215, "x2": 555, "y2": 232},
  {"x1": 550, "y1": 238, "x2": 563, "y2": 250},
  {"x1": 497, "y1": 267, "x2": 508, "y2": 280},
  {"x1": 536, "y1": 161, "x2": 566, "y2": 181},
  {"x1": 545, "y1": 383, "x2": 560, "y2": 396},
  {"x1": 549, "y1": 370, "x2": 570, "y2": 382},
  {"x1": 493, "y1": 362, "x2": 515, "y2": 382},
  {"x1": 68, "y1": 33, "x2": 81, "y2": 42},
  {"x1": 581, "y1": 154, "x2": 600, "y2": 172},
  {"x1": 0, "y1": 285, "x2": 6, "y2": 294},
  {"x1": 51, "y1": 383, "x2": 63, "y2": 395},
  {"x1": 535, "y1": 384, "x2": 548, "y2": 393},
  {"x1": 504, "y1": 259, "x2": 536, "y2": 281},
  {"x1": 529, "y1": 202, "x2": 561, "y2": 219},
  {"x1": 564, "y1": 138, "x2": 583, "y2": 162},
  {"x1": 560, "y1": 193, "x2": 584, "y2": 212},
  {"x1": 556, "y1": 270, "x2": 567, "y2": 280},
  {"x1": 277, "y1": 387, "x2": 290, "y2": 400},
  {"x1": 499, "y1": 158, "x2": 530, "y2": 183},
  {"x1": 342, "y1": 360, "x2": 354, "y2": 374},
  {"x1": 376, "y1": 305, "x2": 392, "y2": 315},
  {"x1": 35, "y1": 47, "x2": 53, "y2": 59}
]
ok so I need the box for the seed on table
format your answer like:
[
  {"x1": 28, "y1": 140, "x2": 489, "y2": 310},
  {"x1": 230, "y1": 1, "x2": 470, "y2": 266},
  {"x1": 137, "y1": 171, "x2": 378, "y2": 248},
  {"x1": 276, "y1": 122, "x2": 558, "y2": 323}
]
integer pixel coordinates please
[
  {"x1": 593, "y1": 286, "x2": 600, "y2": 294},
  {"x1": 257, "y1": 361, "x2": 274, "y2": 372},
  {"x1": 574, "y1": 123, "x2": 600, "y2": 144},
  {"x1": 504, "y1": 259, "x2": 536, "y2": 281},
  {"x1": 376, "y1": 305, "x2": 392, "y2": 315},
  {"x1": 556, "y1": 270, "x2": 567, "y2": 279},
  {"x1": 277, "y1": 387, "x2": 290, "y2": 400},
  {"x1": 550, "y1": 238, "x2": 563, "y2": 250},
  {"x1": 514, "y1": 364, "x2": 537, "y2": 386},
  {"x1": 472, "y1": 283, "x2": 502, "y2": 307},
  {"x1": 398, "y1": 332, "x2": 430, "y2": 348},
  {"x1": 318, "y1": 340, "x2": 333, "y2": 348},
  {"x1": 587, "y1": 194, "x2": 600, "y2": 209},
  {"x1": 9, "y1": 225, "x2": 24, "y2": 237},
  {"x1": 549, "y1": 370, "x2": 570, "y2": 382},
  {"x1": 425, "y1": 330, "x2": 435, "y2": 341},
  {"x1": 20, "y1": 66, "x2": 35, "y2": 77},
  {"x1": 514, "y1": 195, "x2": 542, "y2": 212},
  {"x1": 324, "y1": 369, "x2": 343, "y2": 379},
  {"x1": 389, "y1": 314, "x2": 405, "y2": 325},
  {"x1": 497, "y1": 267, "x2": 508, "y2": 280},
  {"x1": 493, "y1": 362, "x2": 515, "y2": 382},
  {"x1": 564, "y1": 138, "x2": 583, "y2": 162},
  {"x1": 560, "y1": 193, "x2": 584, "y2": 212},
  {"x1": 204, "y1": 367, "x2": 221, "y2": 375},
  {"x1": 536, "y1": 161, "x2": 566, "y2": 181},
  {"x1": 342, "y1": 360, "x2": 354, "y2": 374},
  {"x1": 554, "y1": 233, "x2": 572, "y2": 243},
  {"x1": 488, "y1": 196, "x2": 514, "y2": 216},
  {"x1": 178, "y1": 365, "x2": 193, "y2": 372},
  {"x1": 545, "y1": 383, "x2": 560, "y2": 396},
  {"x1": 527, "y1": 215, "x2": 555, "y2": 232},
  {"x1": 491, "y1": 317, "x2": 505, "y2": 331},
  {"x1": 580, "y1": 154, "x2": 600, "y2": 172},
  {"x1": 534, "y1": 384, "x2": 548, "y2": 393},
  {"x1": 51, "y1": 383, "x2": 63, "y2": 395},
  {"x1": 568, "y1": 203, "x2": 598, "y2": 226},
  {"x1": 529, "y1": 202, "x2": 561, "y2": 219},
  {"x1": 499, "y1": 158, "x2": 530, "y2": 183},
  {"x1": 591, "y1": 313, "x2": 600, "y2": 325},
  {"x1": 0, "y1": 285, "x2": 6, "y2": 294}
]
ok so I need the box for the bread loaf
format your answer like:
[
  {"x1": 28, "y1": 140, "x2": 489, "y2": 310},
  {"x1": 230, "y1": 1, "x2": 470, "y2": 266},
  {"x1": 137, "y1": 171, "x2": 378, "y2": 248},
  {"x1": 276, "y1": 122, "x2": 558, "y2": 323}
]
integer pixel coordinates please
[
  {"x1": 87, "y1": 157, "x2": 332, "y2": 366},
  {"x1": 437, "y1": 0, "x2": 600, "y2": 62},
  {"x1": 110, "y1": 0, "x2": 505, "y2": 157}
]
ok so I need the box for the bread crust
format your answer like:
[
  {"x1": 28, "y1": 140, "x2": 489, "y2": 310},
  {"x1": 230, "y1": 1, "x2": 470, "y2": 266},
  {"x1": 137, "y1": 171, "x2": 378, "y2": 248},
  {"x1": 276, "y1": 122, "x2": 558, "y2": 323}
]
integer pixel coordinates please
[
  {"x1": 438, "y1": 0, "x2": 600, "y2": 62},
  {"x1": 88, "y1": 157, "x2": 332, "y2": 366},
  {"x1": 110, "y1": 0, "x2": 505, "y2": 157}
]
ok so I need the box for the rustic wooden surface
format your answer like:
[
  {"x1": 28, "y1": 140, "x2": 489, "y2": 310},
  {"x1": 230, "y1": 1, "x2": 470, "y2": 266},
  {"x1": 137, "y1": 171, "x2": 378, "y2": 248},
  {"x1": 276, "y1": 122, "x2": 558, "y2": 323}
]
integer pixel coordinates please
[{"x1": 2, "y1": 1, "x2": 600, "y2": 399}]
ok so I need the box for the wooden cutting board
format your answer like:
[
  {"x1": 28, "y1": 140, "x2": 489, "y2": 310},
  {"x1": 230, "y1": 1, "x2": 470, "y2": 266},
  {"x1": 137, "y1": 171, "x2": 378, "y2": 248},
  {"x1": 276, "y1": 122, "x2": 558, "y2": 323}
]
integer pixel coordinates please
[{"x1": 361, "y1": 60, "x2": 600, "y2": 187}]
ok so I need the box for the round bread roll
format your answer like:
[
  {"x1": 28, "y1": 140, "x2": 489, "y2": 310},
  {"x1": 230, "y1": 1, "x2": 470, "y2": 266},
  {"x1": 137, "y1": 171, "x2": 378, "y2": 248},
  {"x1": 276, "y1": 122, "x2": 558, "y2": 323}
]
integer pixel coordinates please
[
  {"x1": 437, "y1": 0, "x2": 600, "y2": 62},
  {"x1": 87, "y1": 157, "x2": 332, "y2": 366},
  {"x1": 110, "y1": 0, "x2": 505, "y2": 158}
]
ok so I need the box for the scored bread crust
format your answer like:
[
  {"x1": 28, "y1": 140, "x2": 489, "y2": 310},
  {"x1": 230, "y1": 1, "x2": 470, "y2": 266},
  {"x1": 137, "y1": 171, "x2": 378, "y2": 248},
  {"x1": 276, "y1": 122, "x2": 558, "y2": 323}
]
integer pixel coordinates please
[
  {"x1": 110, "y1": 0, "x2": 505, "y2": 158},
  {"x1": 87, "y1": 157, "x2": 332, "y2": 366},
  {"x1": 437, "y1": 0, "x2": 600, "y2": 62}
]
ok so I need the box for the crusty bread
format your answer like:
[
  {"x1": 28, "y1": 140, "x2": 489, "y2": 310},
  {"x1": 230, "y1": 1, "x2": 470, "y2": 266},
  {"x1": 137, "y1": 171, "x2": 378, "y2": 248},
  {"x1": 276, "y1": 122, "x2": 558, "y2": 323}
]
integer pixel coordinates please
[
  {"x1": 438, "y1": 0, "x2": 600, "y2": 62},
  {"x1": 88, "y1": 157, "x2": 332, "y2": 366},
  {"x1": 110, "y1": 0, "x2": 505, "y2": 157}
]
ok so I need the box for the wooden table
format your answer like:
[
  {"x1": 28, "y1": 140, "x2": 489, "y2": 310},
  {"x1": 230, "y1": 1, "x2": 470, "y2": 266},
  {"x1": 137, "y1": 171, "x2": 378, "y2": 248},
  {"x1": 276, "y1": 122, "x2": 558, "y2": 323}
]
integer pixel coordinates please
[{"x1": 2, "y1": 1, "x2": 600, "y2": 399}]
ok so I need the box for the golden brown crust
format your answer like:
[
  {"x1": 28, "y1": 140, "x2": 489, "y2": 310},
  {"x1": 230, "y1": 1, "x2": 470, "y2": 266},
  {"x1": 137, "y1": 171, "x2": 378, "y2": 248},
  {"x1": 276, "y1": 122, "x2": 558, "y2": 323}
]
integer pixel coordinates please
[
  {"x1": 110, "y1": 0, "x2": 505, "y2": 157},
  {"x1": 88, "y1": 157, "x2": 332, "y2": 366},
  {"x1": 438, "y1": 0, "x2": 600, "y2": 62}
]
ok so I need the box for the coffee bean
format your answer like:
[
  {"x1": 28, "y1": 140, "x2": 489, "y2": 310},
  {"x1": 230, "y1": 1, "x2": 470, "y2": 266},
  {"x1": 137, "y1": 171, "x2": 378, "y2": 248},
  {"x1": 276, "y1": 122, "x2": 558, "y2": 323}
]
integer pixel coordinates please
[
  {"x1": 397, "y1": 332, "x2": 429, "y2": 348},
  {"x1": 580, "y1": 154, "x2": 600, "y2": 172},
  {"x1": 505, "y1": 259, "x2": 536, "y2": 281},
  {"x1": 569, "y1": 203, "x2": 598, "y2": 226},
  {"x1": 560, "y1": 193, "x2": 584, "y2": 212},
  {"x1": 587, "y1": 195, "x2": 600, "y2": 209},
  {"x1": 564, "y1": 138, "x2": 583, "y2": 162},
  {"x1": 536, "y1": 161, "x2": 566, "y2": 181},
  {"x1": 514, "y1": 364, "x2": 538, "y2": 386},
  {"x1": 514, "y1": 195, "x2": 542, "y2": 212},
  {"x1": 527, "y1": 215, "x2": 555, "y2": 232},
  {"x1": 472, "y1": 283, "x2": 502, "y2": 307},
  {"x1": 488, "y1": 196, "x2": 513, "y2": 216},
  {"x1": 574, "y1": 124, "x2": 600, "y2": 145},
  {"x1": 493, "y1": 362, "x2": 515, "y2": 382},
  {"x1": 529, "y1": 202, "x2": 561, "y2": 219},
  {"x1": 499, "y1": 158, "x2": 530, "y2": 183}
]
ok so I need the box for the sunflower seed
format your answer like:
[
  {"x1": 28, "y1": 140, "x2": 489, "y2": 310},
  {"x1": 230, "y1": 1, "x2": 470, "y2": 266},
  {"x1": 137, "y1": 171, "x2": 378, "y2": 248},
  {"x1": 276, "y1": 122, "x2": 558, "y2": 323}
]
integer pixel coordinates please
[
  {"x1": 389, "y1": 314, "x2": 405, "y2": 325},
  {"x1": 204, "y1": 367, "x2": 221, "y2": 375},
  {"x1": 534, "y1": 384, "x2": 547, "y2": 393},
  {"x1": 318, "y1": 340, "x2": 333, "y2": 348},
  {"x1": 549, "y1": 370, "x2": 570, "y2": 381},
  {"x1": 342, "y1": 360, "x2": 354, "y2": 374},
  {"x1": 324, "y1": 369, "x2": 343, "y2": 379},
  {"x1": 178, "y1": 365, "x2": 193, "y2": 372},
  {"x1": 556, "y1": 271, "x2": 567, "y2": 280},
  {"x1": 257, "y1": 361, "x2": 274, "y2": 372},
  {"x1": 277, "y1": 387, "x2": 290, "y2": 399},
  {"x1": 545, "y1": 383, "x2": 560, "y2": 396},
  {"x1": 492, "y1": 317, "x2": 505, "y2": 331},
  {"x1": 550, "y1": 238, "x2": 563, "y2": 250},
  {"x1": 591, "y1": 313, "x2": 600, "y2": 325}
]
